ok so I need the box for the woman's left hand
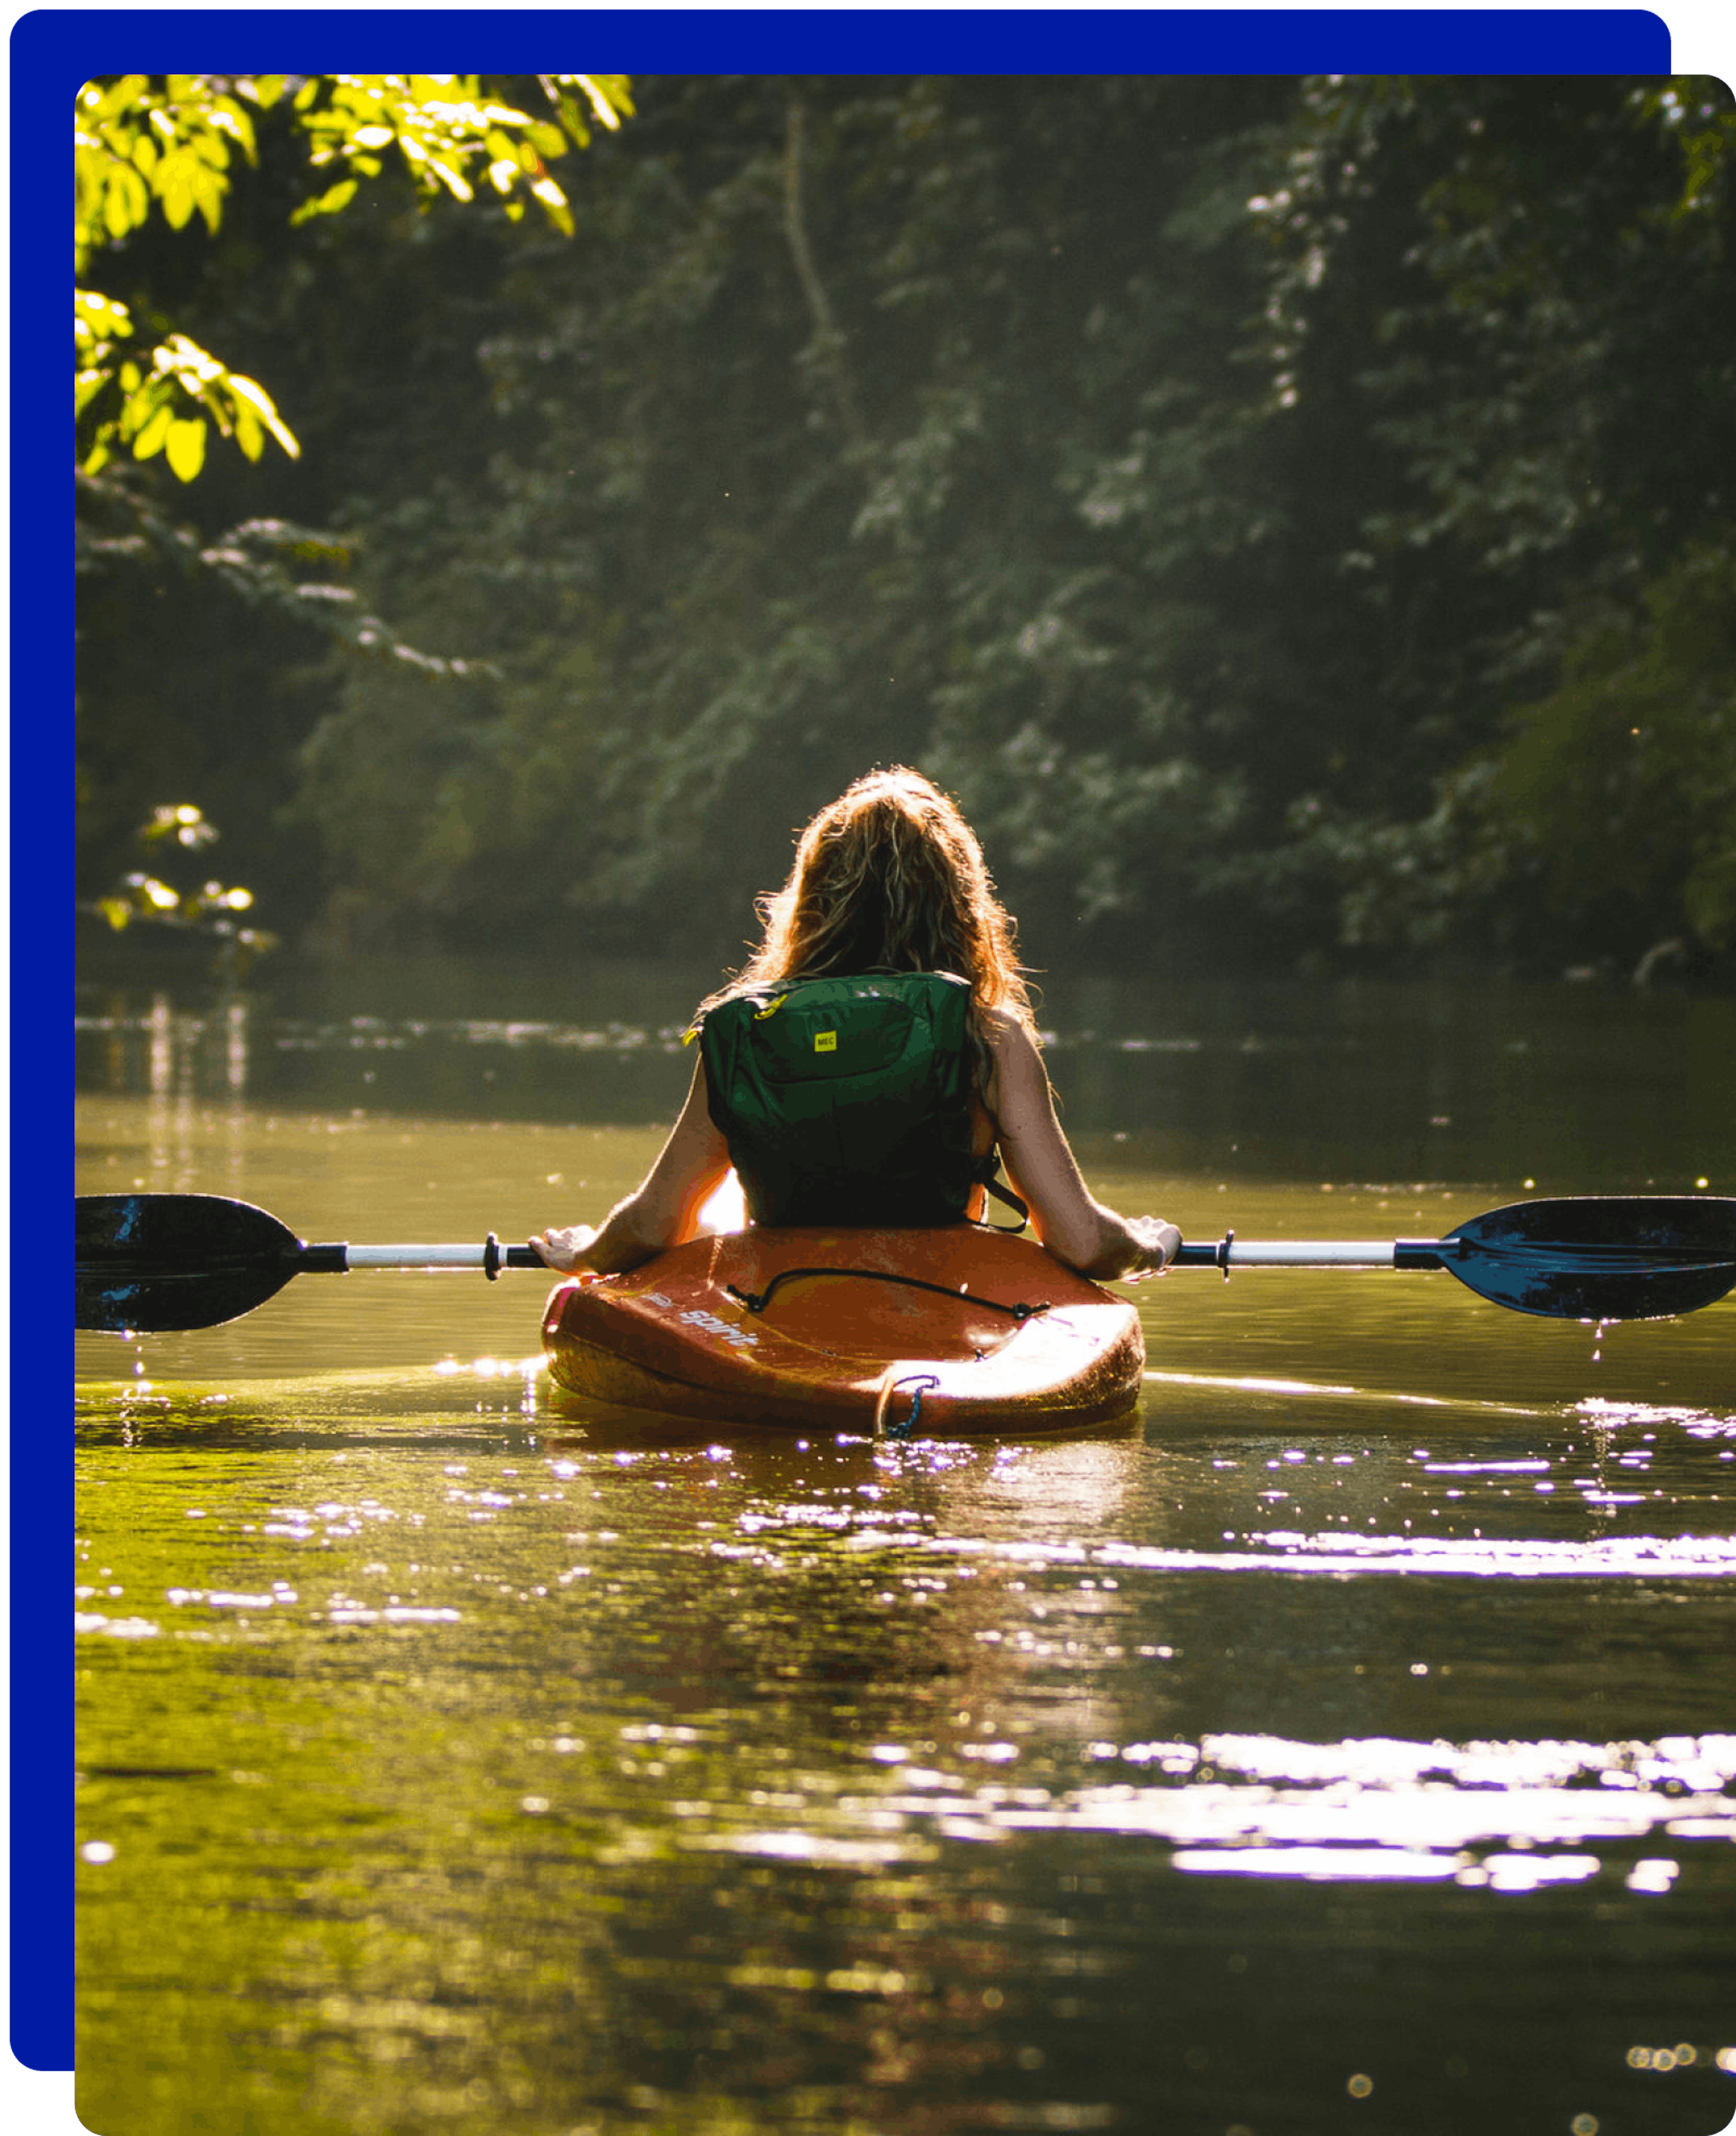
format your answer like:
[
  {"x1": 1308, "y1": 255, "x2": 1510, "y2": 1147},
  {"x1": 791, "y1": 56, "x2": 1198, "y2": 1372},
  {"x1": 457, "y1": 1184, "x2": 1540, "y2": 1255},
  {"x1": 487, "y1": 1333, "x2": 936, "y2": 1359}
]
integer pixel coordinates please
[{"x1": 530, "y1": 1223, "x2": 600, "y2": 1272}]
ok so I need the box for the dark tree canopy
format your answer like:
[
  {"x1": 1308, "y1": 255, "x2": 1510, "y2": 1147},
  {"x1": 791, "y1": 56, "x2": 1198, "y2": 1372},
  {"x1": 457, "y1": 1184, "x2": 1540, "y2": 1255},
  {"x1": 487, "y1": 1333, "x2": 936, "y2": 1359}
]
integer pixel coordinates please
[{"x1": 76, "y1": 74, "x2": 1736, "y2": 986}]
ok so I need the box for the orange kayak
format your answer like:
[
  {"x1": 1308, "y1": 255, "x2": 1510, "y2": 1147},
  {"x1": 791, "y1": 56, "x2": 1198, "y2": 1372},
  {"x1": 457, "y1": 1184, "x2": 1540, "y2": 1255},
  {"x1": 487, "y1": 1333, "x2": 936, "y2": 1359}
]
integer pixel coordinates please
[{"x1": 541, "y1": 1225, "x2": 1144, "y2": 1434}]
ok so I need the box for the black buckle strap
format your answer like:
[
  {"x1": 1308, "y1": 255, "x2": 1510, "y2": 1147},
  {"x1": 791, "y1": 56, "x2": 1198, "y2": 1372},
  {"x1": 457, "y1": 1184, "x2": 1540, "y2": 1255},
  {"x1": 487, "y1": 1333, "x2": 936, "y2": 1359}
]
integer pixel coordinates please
[
  {"x1": 979, "y1": 1170, "x2": 1030, "y2": 1231},
  {"x1": 727, "y1": 1266, "x2": 1049, "y2": 1320}
]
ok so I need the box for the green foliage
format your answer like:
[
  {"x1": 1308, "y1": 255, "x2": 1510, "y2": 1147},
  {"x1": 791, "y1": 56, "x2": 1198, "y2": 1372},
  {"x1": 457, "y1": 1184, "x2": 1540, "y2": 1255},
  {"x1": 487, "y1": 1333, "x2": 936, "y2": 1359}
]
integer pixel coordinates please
[
  {"x1": 75, "y1": 467, "x2": 493, "y2": 675},
  {"x1": 75, "y1": 297, "x2": 300, "y2": 480},
  {"x1": 1275, "y1": 764, "x2": 1521, "y2": 955},
  {"x1": 288, "y1": 72, "x2": 632, "y2": 231},
  {"x1": 73, "y1": 72, "x2": 632, "y2": 482},
  {"x1": 76, "y1": 74, "x2": 1736, "y2": 985},
  {"x1": 75, "y1": 71, "x2": 633, "y2": 930},
  {"x1": 85, "y1": 804, "x2": 280, "y2": 977},
  {"x1": 1237, "y1": 73, "x2": 1736, "y2": 969},
  {"x1": 75, "y1": 74, "x2": 273, "y2": 258},
  {"x1": 75, "y1": 76, "x2": 299, "y2": 478},
  {"x1": 289, "y1": 76, "x2": 1299, "y2": 958},
  {"x1": 1494, "y1": 547, "x2": 1736, "y2": 951}
]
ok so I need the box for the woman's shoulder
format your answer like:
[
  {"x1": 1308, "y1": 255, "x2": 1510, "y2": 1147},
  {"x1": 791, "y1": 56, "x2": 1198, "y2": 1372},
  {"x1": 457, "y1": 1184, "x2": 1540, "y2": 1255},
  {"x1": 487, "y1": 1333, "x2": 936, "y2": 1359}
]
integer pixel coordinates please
[
  {"x1": 977, "y1": 1003, "x2": 1047, "y2": 1120},
  {"x1": 981, "y1": 1000, "x2": 1040, "y2": 1051}
]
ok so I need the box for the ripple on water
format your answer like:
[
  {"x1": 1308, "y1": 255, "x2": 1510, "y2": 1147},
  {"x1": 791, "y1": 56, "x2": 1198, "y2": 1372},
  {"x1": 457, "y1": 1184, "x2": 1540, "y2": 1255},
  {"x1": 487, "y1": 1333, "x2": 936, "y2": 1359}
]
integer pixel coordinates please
[
  {"x1": 1088, "y1": 1531, "x2": 1736, "y2": 1578},
  {"x1": 677, "y1": 1730, "x2": 1736, "y2": 1888}
]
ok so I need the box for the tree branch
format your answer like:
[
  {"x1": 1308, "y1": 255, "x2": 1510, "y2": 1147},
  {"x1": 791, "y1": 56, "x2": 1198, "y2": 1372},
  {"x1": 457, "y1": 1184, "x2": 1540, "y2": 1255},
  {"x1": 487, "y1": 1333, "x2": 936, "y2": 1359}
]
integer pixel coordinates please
[{"x1": 782, "y1": 96, "x2": 869, "y2": 456}]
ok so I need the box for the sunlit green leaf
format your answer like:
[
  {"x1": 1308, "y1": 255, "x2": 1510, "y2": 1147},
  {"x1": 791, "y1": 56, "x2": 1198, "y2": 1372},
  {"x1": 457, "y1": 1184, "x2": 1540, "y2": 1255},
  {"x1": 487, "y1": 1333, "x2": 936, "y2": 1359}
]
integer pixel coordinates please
[
  {"x1": 161, "y1": 170, "x2": 195, "y2": 229},
  {"x1": 76, "y1": 286, "x2": 131, "y2": 328},
  {"x1": 130, "y1": 403, "x2": 174, "y2": 459},
  {"x1": 193, "y1": 170, "x2": 224, "y2": 234},
  {"x1": 103, "y1": 177, "x2": 136, "y2": 239},
  {"x1": 117, "y1": 373, "x2": 171, "y2": 437},
  {"x1": 428, "y1": 156, "x2": 474, "y2": 202},
  {"x1": 232, "y1": 397, "x2": 264, "y2": 460},
  {"x1": 289, "y1": 177, "x2": 359, "y2": 223},
  {"x1": 226, "y1": 374, "x2": 300, "y2": 458},
  {"x1": 165, "y1": 416, "x2": 208, "y2": 482},
  {"x1": 529, "y1": 175, "x2": 573, "y2": 233},
  {"x1": 208, "y1": 101, "x2": 255, "y2": 156}
]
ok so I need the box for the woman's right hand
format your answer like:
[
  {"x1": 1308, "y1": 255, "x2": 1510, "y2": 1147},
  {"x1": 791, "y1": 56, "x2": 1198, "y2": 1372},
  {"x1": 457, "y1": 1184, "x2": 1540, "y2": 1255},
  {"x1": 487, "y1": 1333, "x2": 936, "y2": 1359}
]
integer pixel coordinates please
[
  {"x1": 1123, "y1": 1216, "x2": 1182, "y2": 1280},
  {"x1": 530, "y1": 1223, "x2": 600, "y2": 1273}
]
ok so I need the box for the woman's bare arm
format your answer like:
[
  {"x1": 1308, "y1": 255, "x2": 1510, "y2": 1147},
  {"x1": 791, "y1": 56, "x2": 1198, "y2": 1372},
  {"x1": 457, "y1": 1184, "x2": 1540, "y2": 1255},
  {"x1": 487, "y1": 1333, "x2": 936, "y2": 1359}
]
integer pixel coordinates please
[
  {"x1": 985, "y1": 1013, "x2": 1180, "y2": 1281},
  {"x1": 532, "y1": 1059, "x2": 732, "y2": 1275}
]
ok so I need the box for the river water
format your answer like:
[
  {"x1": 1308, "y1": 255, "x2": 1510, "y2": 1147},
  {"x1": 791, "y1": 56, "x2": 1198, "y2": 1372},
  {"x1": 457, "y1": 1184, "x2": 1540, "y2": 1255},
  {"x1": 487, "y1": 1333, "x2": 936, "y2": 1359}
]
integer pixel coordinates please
[{"x1": 73, "y1": 960, "x2": 1735, "y2": 2136}]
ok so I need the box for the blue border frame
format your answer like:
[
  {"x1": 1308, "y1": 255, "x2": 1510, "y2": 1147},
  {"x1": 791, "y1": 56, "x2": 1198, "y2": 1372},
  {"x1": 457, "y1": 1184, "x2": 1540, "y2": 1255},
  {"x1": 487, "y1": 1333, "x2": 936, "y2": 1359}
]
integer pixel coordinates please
[
  {"x1": 29, "y1": 0, "x2": 1675, "y2": 2086},
  {"x1": 12, "y1": 8, "x2": 1680, "y2": 71}
]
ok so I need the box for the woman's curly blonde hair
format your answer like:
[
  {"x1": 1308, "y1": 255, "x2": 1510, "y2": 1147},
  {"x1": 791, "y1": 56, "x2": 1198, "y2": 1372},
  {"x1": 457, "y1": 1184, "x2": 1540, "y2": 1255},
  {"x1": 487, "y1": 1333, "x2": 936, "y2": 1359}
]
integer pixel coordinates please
[{"x1": 704, "y1": 767, "x2": 1036, "y2": 1048}]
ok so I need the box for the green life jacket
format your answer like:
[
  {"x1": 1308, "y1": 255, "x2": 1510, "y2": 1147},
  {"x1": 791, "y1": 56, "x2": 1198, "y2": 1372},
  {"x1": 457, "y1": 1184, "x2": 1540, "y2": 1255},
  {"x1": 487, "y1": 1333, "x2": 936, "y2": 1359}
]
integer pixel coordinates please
[{"x1": 694, "y1": 971, "x2": 1020, "y2": 1229}]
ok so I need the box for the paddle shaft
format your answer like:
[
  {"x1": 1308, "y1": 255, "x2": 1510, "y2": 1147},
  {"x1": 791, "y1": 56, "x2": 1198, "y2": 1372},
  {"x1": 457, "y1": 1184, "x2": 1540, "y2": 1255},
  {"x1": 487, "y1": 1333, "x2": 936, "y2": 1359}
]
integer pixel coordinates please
[
  {"x1": 1173, "y1": 1237, "x2": 1443, "y2": 1270},
  {"x1": 319, "y1": 1239, "x2": 1433, "y2": 1271},
  {"x1": 314, "y1": 1240, "x2": 547, "y2": 1275},
  {"x1": 75, "y1": 1191, "x2": 1736, "y2": 1331},
  {"x1": 287, "y1": 1238, "x2": 1470, "y2": 1273}
]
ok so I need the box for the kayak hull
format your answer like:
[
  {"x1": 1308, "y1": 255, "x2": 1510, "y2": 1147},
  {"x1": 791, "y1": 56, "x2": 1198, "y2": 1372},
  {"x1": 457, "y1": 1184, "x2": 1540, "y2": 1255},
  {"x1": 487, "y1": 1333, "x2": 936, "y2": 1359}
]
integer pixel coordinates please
[{"x1": 541, "y1": 1226, "x2": 1144, "y2": 1433}]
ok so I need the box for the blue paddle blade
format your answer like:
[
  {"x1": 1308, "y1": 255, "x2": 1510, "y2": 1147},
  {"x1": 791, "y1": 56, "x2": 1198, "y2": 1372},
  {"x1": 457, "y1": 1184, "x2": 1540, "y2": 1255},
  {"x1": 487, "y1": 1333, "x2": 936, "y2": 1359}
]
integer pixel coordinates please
[
  {"x1": 1441, "y1": 1195, "x2": 1736, "y2": 1321},
  {"x1": 75, "y1": 1193, "x2": 306, "y2": 1333}
]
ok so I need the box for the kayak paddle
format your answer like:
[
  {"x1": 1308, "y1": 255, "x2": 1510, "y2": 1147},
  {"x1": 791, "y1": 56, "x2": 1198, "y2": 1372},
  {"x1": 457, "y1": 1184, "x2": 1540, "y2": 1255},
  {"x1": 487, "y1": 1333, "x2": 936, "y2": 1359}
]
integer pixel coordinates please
[
  {"x1": 1170, "y1": 1193, "x2": 1736, "y2": 1322},
  {"x1": 75, "y1": 1191, "x2": 550, "y2": 1335},
  {"x1": 75, "y1": 1191, "x2": 1736, "y2": 1334}
]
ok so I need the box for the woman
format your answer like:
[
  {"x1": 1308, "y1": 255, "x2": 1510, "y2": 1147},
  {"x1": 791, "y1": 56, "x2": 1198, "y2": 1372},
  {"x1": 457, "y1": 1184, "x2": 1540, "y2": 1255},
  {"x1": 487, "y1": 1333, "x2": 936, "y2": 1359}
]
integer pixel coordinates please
[{"x1": 532, "y1": 768, "x2": 1182, "y2": 1281}]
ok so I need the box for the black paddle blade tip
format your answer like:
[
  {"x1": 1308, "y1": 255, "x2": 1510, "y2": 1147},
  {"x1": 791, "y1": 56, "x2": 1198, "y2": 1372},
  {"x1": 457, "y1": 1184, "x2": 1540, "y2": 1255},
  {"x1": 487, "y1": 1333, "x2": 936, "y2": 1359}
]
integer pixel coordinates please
[
  {"x1": 1445, "y1": 1195, "x2": 1736, "y2": 1321},
  {"x1": 75, "y1": 1271, "x2": 295, "y2": 1334},
  {"x1": 75, "y1": 1193, "x2": 302, "y2": 1332}
]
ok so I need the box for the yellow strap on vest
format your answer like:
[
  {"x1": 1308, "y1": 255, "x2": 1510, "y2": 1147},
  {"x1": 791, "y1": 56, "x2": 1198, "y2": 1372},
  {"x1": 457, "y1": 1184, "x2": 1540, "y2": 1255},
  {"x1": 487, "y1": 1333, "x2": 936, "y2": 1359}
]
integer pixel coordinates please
[{"x1": 685, "y1": 991, "x2": 786, "y2": 1046}]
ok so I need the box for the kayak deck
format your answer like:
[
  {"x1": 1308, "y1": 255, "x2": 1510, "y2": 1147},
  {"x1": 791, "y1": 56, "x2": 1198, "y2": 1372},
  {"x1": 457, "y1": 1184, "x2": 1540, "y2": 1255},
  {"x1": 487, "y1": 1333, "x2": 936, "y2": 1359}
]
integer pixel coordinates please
[{"x1": 541, "y1": 1226, "x2": 1145, "y2": 1433}]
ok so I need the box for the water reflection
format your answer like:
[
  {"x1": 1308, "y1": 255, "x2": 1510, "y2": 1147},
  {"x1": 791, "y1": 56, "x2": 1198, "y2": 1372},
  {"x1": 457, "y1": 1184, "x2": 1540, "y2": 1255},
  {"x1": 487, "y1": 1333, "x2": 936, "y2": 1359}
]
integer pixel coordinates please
[{"x1": 76, "y1": 959, "x2": 1736, "y2": 1188}]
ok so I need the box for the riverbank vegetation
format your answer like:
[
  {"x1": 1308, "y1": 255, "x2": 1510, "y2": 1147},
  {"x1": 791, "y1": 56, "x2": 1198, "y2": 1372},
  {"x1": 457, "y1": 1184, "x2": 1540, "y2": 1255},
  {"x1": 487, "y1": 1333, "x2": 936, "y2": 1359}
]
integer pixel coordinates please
[{"x1": 75, "y1": 74, "x2": 1736, "y2": 985}]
